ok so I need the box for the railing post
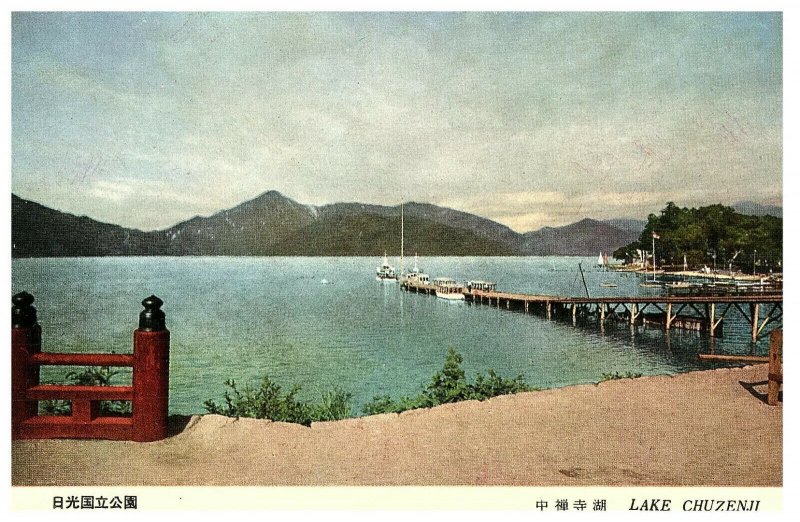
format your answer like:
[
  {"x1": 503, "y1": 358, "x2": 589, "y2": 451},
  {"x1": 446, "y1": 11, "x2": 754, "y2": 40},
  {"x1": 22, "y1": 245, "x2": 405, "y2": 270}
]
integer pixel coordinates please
[
  {"x1": 767, "y1": 329, "x2": 782, "y2": 406},
  {"x1": 11, "y1": 292, "x2": 41, "y2": 439},
  {"x1": 131, "y1": 295, "x2": 170, "y2": 442}
]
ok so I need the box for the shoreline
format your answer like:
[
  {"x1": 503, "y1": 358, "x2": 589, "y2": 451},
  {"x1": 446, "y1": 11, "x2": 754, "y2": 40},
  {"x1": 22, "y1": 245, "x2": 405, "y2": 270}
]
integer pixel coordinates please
[
  {"x1": 12, "y1": 364, "x2": 781, "y2": 487},
  {"x1": 615, "y1": 266, "x2": 781, "y2": 282}
]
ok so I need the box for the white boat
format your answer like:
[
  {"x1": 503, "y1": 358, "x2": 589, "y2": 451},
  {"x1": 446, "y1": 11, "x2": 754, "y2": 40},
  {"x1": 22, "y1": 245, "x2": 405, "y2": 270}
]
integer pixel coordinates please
[
  {"x1": 639, "y1": 281, "x2": 663, "y2": 288},
  {"x1": 405, "y1": 254, "x2": 430, "y2": 284},
  {"x1": 377, "y1": 203, "x2": 404, "y2": 283},
  {"x1": 597, "y1": 252, "x2": 604, "y2": 267},
  {"x1": 433, "y1": 277, "x2": 465, "y2": 301},
  {"x1": 465, "y1": 280, "x2": 496, "y2": 292},
  {"x1": 376, "y1": 253, "x2": 398, "y2": 282}
]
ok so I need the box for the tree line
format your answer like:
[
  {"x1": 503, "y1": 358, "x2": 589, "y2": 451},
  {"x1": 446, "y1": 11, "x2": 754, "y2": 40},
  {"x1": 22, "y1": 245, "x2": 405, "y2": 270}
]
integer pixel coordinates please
[{"x1": 613, "y1": 202, "x2": 782, "y2": 274}]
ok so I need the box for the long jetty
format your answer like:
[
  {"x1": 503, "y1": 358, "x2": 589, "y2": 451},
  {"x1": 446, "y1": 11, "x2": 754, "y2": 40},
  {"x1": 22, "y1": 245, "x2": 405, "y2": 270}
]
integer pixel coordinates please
[{"x1": 401, "y1": 281, "x2": 782, "y2": 342}]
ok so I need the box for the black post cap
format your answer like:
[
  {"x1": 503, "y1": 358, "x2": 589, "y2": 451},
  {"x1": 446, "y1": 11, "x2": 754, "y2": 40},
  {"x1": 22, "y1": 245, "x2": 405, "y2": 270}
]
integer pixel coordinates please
[
  {"x1": 139, "y1": 295, "x2": 166, "y2": 331},
  {"x1": 12, "y1": 291, "x2": 37, "y2": 328}
]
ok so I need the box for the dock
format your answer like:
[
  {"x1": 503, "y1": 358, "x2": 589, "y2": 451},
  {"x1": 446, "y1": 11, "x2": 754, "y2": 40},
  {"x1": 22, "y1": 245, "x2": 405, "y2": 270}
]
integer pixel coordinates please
[{"x1": 401, "y1": 281, "x2": 782, "y2": 342}]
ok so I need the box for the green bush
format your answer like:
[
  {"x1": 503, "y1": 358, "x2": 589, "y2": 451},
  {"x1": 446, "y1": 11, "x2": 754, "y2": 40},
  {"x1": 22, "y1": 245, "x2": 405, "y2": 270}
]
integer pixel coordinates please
[
  {"x1": 39, "y1": 366, "x2": 132, "y2": 416},
  {"x1": 599, "y1": 371, "x2": 643, "y2": 382},
  {"x1": 206, "y1": 349, "x2": 536, "y2": 423},
  {"x1": 313, "y1": 388, "x2": 354, "y2": 422},
  {"x1": 363, "y1": 348, "x2": 536, "y2": 415},
  {"x1": 204, "y1": 378, "x2": 353, "y2": 426}
]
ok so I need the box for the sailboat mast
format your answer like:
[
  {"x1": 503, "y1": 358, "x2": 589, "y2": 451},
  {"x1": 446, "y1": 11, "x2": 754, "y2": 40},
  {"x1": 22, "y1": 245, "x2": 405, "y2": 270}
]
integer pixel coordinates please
[
  {"x1": 578, "y1": 262, "x2": 590, "y2": 298},
  {"x1": 652, "y1": 235, "x2": 656, "y2": 281},
  {"x1": 400, "y1": 203, "x2": 404, "y2": 277}
]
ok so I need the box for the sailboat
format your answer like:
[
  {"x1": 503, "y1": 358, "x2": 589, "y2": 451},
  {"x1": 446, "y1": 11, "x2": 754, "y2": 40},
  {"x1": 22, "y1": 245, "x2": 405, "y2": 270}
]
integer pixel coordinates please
[
  {"x1": 399, "y1": 202, "x2": 404, "y2": 280},
  {"x1": 405, "y1": 253, "x2": 430, "y2": 284},
  {"x1": 375, "y1": 253, "x2": 398, "y2": 282},
  {"x1": 375, "y1": 202, "x2": 404, "y2": 283},
  {"x1": 639, "y1": 233, "x2": 663, "y2": 288},
  {"x1": 598, "y1": 252, "x2": 618, "y2": 287}
]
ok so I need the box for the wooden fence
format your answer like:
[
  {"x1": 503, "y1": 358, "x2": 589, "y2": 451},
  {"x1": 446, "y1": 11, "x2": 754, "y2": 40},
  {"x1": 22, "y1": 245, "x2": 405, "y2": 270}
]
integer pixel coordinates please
[
  {"x1": 699, "y1": 328, "x2": 782, "y2": 406},
  {"x1": 11, "y1": 292, "x2": 170, "y2": 441}
]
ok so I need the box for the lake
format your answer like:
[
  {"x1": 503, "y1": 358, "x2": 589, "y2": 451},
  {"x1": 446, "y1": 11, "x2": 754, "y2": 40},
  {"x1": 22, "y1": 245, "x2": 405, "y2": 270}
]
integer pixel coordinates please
[{"x1": 11, "y1": 256, "x2": 769, "y2": 415}]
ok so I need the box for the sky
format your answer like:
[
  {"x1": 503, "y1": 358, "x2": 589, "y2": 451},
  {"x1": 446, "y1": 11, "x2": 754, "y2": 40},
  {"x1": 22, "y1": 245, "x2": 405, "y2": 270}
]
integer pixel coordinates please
[{"x1": 11, "y1": 11, "x2": 782, "y2": 232}]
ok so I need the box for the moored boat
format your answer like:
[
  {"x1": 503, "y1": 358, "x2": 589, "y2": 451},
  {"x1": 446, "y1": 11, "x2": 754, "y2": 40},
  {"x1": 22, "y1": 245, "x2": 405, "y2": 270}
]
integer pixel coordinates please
[
  {"x1": 465, "y1": 280, "x2": 496, "y2": 292},
  {"x1": 433, "y1": 277, "x2": 465, "y2": 301},
  {"x1": 376, "y1": 253, "x2": 398, "y2": 282},
  {"x1": 405, "y1": 254, "x2": 430, "y2": 284}
]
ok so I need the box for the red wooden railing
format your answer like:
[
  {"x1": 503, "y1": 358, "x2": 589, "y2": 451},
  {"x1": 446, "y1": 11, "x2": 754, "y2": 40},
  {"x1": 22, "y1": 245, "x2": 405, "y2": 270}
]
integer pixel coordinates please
[{"x1": 11, "y1": 293, "x2": 170, "y2": 442}]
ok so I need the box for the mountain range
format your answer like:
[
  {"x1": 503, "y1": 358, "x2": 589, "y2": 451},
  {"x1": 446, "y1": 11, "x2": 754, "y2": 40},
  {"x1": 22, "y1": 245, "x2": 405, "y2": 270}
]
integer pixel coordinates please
[{"x1": 18, "y1": 191, "x2": 778, "y2": 258}]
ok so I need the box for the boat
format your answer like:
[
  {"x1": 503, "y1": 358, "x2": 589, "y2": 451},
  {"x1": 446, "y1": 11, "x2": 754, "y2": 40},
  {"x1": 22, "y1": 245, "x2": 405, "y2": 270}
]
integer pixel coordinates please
[
  {"x1": 405, "y1": 254, "x2": 430, "y2": 284},
  {"x1": 665, "y1": 281, "x2": 698, "y2": 289},
  {"x1": 376, "y1": 253, "x2": 398, "y2": 282},
  {"x1": 639, "y1": 234, "x2": 662, "y2": 288},
  {"x1": 600, "y1": 282, "x2": 618, "y2": 288},
  {"x1": 465, "y1": 280, "x2": 497, "y2": 292},
  {"x1": 376, "y1": 203, "x2": 404, "y2": 283},
  {"x1": 639, "y1": 281, "x2": 663, "y2": 288},
  {"x1": 597, "y1": 252, "x2": 604, "y2": 267},
  {"x1": 433, "y1": 277, "x2": 465, "y2": 301}
]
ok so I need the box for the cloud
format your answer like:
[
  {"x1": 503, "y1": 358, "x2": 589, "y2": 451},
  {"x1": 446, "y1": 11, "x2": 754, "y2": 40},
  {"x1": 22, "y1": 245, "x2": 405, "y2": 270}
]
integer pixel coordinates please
[{"x1": 11, "y1": 12, "x2": 782, "y2": 231}]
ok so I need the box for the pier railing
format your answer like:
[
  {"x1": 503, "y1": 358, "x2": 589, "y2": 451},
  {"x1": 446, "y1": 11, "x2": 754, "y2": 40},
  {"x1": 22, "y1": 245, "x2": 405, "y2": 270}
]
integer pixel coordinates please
[
  {"x1": 11, "y1": 292, "x2": 170, "y2": 442},
  {"x1": 402, "y1": 280, "x2": 782, "y2": 342}
]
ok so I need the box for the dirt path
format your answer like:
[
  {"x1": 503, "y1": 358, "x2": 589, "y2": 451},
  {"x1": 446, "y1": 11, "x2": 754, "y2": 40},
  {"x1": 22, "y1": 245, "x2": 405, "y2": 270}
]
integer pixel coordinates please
[{"x1": 12, "y1": 365, "x2": 781, "y2": 486}]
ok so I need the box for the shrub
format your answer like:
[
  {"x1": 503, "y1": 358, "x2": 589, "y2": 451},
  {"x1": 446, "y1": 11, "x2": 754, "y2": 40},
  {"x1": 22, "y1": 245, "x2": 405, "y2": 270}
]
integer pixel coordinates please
[
  {"x1": 39, "y1": 366, "x2": 132, "y2": 416},
  {"x1": 204, "y1": 378, "x2": 354, "y2": 426},
  {"x1": 206, "y1": 349, "x2": 536, "y2": 423},
  {"x1": 362, "y1": 348, "x2": 536, "y2": 415},
  {"x1": 599, "y1": 371, "x2": 643, "y2": 382},
  {"x1": 313, "y1": 388, "x2": 354, "y2": 421},
  {"x1": 468, "y1": 369, "x2": 533, "y2": 400}
]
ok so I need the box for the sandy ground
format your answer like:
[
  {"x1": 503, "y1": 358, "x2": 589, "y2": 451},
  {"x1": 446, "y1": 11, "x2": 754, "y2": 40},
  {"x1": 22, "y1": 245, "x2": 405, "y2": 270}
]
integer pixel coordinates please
[{"x1": 12, "y1": 364, "x2": 781, "y2": 486}]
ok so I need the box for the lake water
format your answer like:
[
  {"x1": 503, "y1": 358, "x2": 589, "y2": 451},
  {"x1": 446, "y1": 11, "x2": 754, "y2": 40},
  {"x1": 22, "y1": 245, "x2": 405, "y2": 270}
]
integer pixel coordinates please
[{"x1": 11, "y1": 256, "x2": 771, "y2": 415}]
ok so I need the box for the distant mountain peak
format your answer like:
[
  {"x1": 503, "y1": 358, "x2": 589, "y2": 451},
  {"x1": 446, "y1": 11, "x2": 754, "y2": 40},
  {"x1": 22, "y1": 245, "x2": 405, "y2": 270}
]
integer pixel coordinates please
[
  {"x1": 259, "y1": 189, "x2": 286, "y2": 198},
  {"x1": 522, "y1": 217, "x2": 641, "y2": 256},
  {"x1": 732, "y1": 201, "x2": 782, "y2": 218}
]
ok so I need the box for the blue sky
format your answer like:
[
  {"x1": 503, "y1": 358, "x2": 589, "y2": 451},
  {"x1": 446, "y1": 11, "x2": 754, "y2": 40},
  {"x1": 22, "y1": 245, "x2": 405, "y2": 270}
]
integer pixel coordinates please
[{"x1": 11, "y1": 12, "x2": 782, "y2": 231}]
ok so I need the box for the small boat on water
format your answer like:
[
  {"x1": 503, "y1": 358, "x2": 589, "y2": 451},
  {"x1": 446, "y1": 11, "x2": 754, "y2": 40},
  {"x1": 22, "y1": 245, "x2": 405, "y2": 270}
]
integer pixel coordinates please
[
  {"x1": 376, "y1": 253, "x2": 398, "y2": 283},
  {"x1": 639, "y1": 282, "x2": 663, "y2": 288},
  {"x1": 433, "y1": 277, "x2": 465, "y2": 301},
  {"x1": 665, "y1": 281, "x2": 699, "y2": 289},
  {"x1": 405, "y1": 254, "x2": 430, "y2": 285},
  {"x1": 600, "y1": 282, "x2": 618, "y2": 288},
  {"x1": 465, "y1": 280, "x2": 497, "y2": 292}
]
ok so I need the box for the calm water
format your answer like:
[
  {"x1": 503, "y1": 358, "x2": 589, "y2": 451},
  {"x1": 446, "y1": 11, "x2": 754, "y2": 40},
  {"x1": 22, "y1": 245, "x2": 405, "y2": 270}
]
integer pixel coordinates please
[{"x1": 11, "y1": 256, "x2": 770, "y2": 415}]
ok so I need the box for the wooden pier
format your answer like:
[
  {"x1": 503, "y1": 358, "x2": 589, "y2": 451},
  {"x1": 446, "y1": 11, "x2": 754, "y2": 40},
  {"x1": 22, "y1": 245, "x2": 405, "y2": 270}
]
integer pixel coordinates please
[{"x1": 401, "y1": 281, "x2": 782, "y2": 342}]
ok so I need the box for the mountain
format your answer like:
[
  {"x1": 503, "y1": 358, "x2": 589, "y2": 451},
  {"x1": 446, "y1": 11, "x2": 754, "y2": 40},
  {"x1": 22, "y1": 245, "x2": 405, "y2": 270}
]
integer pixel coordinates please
[
  {"x1": 11, "y1": 192, "x2": 523, "y2": 257},
  {"x1": 11, "y1": 194, "x2": 165, "y2": 257},
  {"x1": 602, "y1": 218, "x2": 647, "y2": 235},
  {"x1": 158, "y1": 190, "x2": 318, "y2": 255},
  {"x1": 11, "y1": 191, "x2": 640, "y2": 258},
  {"x1": 314, "y1": 201, "x2": 525, "y2": 253},
  {"x1": 271, "y1": 212, "x2": 518, "y2": 256},
  {"x1": 522, "y1": 218, "x2": 640, "y2": 256},
  {"x1": 732, "y1": 201, "x2": 782, "y2": 218}
]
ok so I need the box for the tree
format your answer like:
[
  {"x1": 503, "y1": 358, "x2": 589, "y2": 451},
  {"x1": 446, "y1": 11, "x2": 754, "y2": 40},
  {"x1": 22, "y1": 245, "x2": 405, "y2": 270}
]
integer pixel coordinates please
[{"x1": 613, "y1": 203, "x2": 782, "y2": 272}]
